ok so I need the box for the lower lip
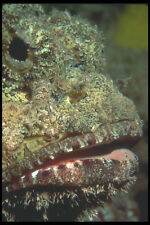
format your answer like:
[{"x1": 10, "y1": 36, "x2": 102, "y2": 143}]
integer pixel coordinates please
[{"x1": 3, "y1": 148, "x2": 138, "y2": 193}]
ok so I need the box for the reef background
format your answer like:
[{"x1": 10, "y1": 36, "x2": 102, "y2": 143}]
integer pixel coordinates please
[{"x1": 43, "y1": 4, "x2": 148, "y2": 221}]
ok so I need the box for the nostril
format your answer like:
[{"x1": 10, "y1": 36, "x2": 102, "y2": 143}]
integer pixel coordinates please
[{"x1": 68, "y1": 84, "x2": 87, "y2": 103}]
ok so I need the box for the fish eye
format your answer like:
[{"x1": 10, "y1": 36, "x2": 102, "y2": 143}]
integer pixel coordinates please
[
  {"x1": 9, "y1": 36, "x2": 28, "y2": 61},
  {"x1": 2, "y1": 30, "x2": 34, "y2": 74}
]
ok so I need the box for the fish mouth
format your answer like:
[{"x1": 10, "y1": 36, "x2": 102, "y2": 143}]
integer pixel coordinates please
[{"x1": 3, "y1": 120, "x2": 142, "y2": 192}]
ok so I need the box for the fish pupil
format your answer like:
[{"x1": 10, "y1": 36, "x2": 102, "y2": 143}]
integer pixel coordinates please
[{"x1": 9, "y1": 36, "x2": 28, "y2": 61}]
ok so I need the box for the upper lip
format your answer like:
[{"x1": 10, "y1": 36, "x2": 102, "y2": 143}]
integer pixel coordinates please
[{"x1": 56, "y1": 135, "x2": 140, "y2": 161}]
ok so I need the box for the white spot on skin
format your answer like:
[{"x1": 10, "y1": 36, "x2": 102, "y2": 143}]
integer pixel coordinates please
[
  {"x1": 49, "y1": 105, "x2": 53, "y2": 112},
  {"x1": 44, "y1": 167, "x2": 51, "y2": 171},
  {"x1": 66, "y1": 147, "x2": 73, "y2": 152},
  {"x1": 52, "y1": 166, "x2": 58, "y2": 172},
  {"x1": 78, "y1": 139, "x2": 85, "y2": 148},
  {"x1": 75, "y1": 160, "x2": 83, "y2": 166},
  {"x1": 5, "y1": 186, "x2": 9, "y2": 192},
  {"x1": 20, "y1": 175, "x2": 25, "y2": 183},
  {"x1": 31, "y1": 170, "x2": 39, "y2": 178},
  {"x1": 114, "y1": 176, "x2": 119, "y2": 181},
  {"x1": 36, "y1": 159, "x2": 42, "y2": 165},
  {"x1": 66, "y1": 162, "x2": 74, "y2": 169}
]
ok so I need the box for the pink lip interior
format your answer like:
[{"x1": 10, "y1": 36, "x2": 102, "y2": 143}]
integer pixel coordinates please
[{"x1": 100, "y1": 148, "x2": 137, "y2": 161}]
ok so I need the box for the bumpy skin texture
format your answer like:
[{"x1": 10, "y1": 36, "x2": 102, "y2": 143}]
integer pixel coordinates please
[{"x1": 2, "y1": 4, "x2": 142, "y2": 221}]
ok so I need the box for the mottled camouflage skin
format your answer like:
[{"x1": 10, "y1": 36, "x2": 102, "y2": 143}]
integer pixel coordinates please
[{"x1": 2, "y1": 4, "x2": 142, "y2": 221}]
